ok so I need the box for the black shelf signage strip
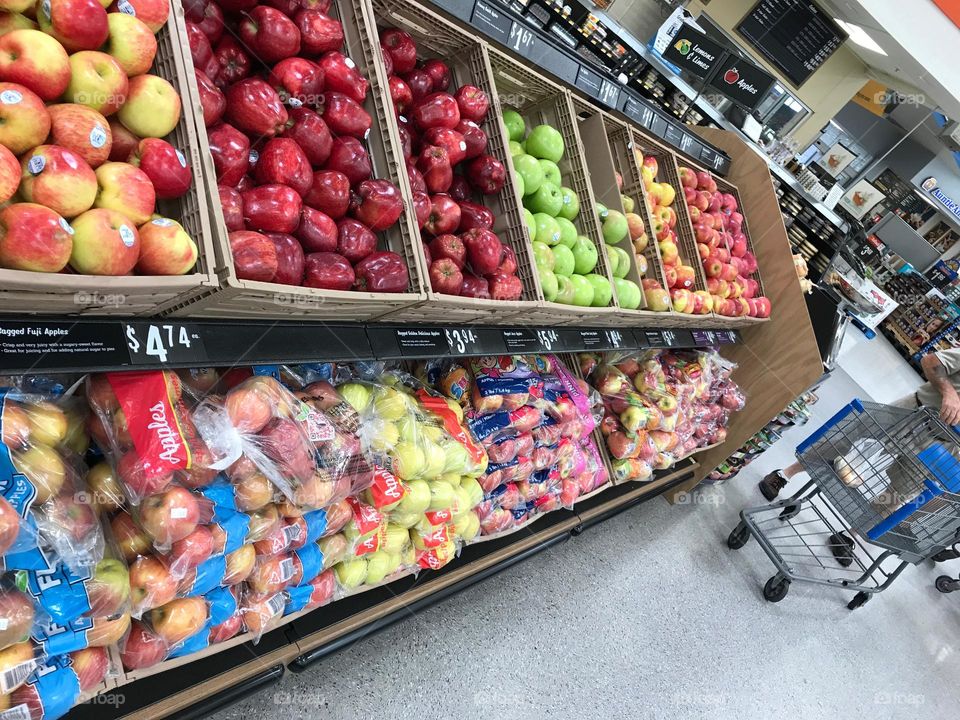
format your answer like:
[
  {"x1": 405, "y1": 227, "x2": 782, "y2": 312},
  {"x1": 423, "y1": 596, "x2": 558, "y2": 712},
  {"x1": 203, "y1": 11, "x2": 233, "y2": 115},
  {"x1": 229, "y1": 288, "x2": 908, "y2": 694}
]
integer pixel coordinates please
[{"x1": 0, "y1": 319, "x2": 739, "y2": 373}]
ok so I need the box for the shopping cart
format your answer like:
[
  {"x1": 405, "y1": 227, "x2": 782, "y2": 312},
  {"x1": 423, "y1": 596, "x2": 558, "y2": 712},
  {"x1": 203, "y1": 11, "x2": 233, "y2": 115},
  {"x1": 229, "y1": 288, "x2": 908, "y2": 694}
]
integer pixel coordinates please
[{"x1": 726, "y1": 399, "x2": 960, "y2": 609}]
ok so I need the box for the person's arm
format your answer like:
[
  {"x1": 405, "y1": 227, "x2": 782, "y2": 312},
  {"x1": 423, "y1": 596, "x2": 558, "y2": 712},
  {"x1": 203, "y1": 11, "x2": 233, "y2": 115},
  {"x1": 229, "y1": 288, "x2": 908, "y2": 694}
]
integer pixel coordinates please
[{"x1": 920, "y1": 352, "x2": 960, "y2": 424}]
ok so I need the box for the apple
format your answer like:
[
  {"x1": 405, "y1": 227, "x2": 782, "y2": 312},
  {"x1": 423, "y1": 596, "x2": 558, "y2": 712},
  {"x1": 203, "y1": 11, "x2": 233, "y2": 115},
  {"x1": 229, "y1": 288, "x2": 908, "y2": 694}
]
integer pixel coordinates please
[
  {"x1": 658, "y1": 240, "x2": 679, "y2": 265},
  {"x1": 319, "y1": 51, "x2": 368, "y2": 104},
  {"x1": 64, "y1": 50, "x2": 127, "y2": 116},
  {"x1": 455, "y1": 119, "x2": 486, "y2": 159},
  {"x1": 675, "y1": 265, "x2": 695, "y2": 289},
  {"x1": 454, "y1": 84, "x2": 488, "y2": 122},
  {"x1": 316, "y1": 91, "x2": 371, "y2": 139},
  {"x1": 460, "y1": 272, "x2": 489, "y2": 298},
  {"x1": 129, "y1": 555, "x2": 177, "y2": 614},
  {"x1": 148, "y1": 596, "x2": 207, "y2": 645},
  {"x1": 277, "y1": 111, "x2": 330, "y2": 171},
  {"x1": 38, "y1": 0, "x2": 108, "y2": 52},
  {"x1": 225, "y1": 78, "x2": 288, "y2": 139},
  {"x1": 389, "y1": 74, "x2": 412, "y2": 114},
  {"x1": 457, "y1": 201, "x2": 494, "y2": 233},
  {"x1": 412, "y1": 91, "x2": 460, "y2": 131},
  {"x1": 601, "y1": 210, "x2": 628, "y2": 245},
  {"x1": 403, "y1": 68, "x2": 432, "y2": 102},
  {"x1": 0, "y1": 82, "x2": 49, "y2": 155},
  {"x1": 379, "y1": 27, "x2": 416, "y2": 73},
  {"x1": 268, "y1": 57, "x2": 323, "y2": 108},
  {"x1": 467, "y1": 154, "x2": 505, "y2": 195},
  {"x1": 242, "y1": 184, "x2": 302, "y2": 234},
  {"x1": 671, "y1": 288, "x2": 695, "y2": 313},
  {"x1": 571, "y1": 235, "x2": 598, "y2": 275},
  {"x1": 614, "y1": 277, "x2": 642, "y2": 309},
  {"x1": 128, "y1": 138, "x2": 190, "y2": 200},
  {"x1": 304, "y1": 169, "x2": 350, "y2": 219},
  {"x1": 111, "y1": 511, "x2": 150, "y2": 562},
  {"x1": 295, "y1": 8, "x2": 342, "y2": 55},
  {"x1": 120, "y1": 620, "x2": 167, "y2": 670},
  {"x1": 325, "y1": 136, "x2": 371, "y2": 185},
  {"x1": 0, "y1": 203, "x2": 74, "y2": 272},
  {"x1": 0, "y1": 590, "x2": 33, "y2": 652},
  {"x1": 0, "y1": 11, "x2": 35, "y2": 36},
  {"x1": 253, "y1": 138, "x2": 311, "y2": 199},
  {"x1": 429, "y1": 257, "x2": 462, "y2": 295},
  {"x1": 644, "y1": 287, "x2": 670, "y2": 311},
  {"x1": 18, "y1": 145, "x2": 97, "y2": 219},
  {"x1": 93, "y1": 161, "x2": 155, "y2": 225},
  {"x1": 585, "y1": 273, "x2": 612, "y2": 307},
  {"x1": 136, "y1": 217, "x2": 198, "y2": 275},
  {"x1": 69, "y1": 646, "x2": 110, "y2": 692},
  {"x1": 555, "y1": 273, "x2": 575, "y2": 304},
  {"x1": 0, "y1": 29, "x2": 70, "y2": 101},
  {"x1": 239, "y1": 6, "x2": 300, "y2": 64},
  {"x1": 354, "y1": 251, "x2": 408, "y2": 292},
  {"x1": 538, "y1": 158, "x2": 561, "y2": 187},
  {"x1": 461, "y1": 227, "x2": 502, "y2": 276},
  {"x1": 137, "y1": 485, "x2": 200, "y2": 545},
  {"x1": 524, "y1": 124, "x2": 563, "y2": 163},
  {"x1": 118, "y1": 73, "x2": 181, "y2": 139},
  {"x1": 511, "y1": 153, "x2": 542, "y2": 195},
  {"x1": 429, "y1": 233, "x2": 466, "y2": 269},
  {"x1": 98, "y1": 14, "x2": 156, "y2": 79},
  {"x1": 423, "y1": 193, "x2": 460, "y2": 236},
  {"x1": 302, "y1": 251, "x2": 353, "y2": 290},
  {"x1": 213, "y1": 35, "x2": 250, "y2": 88},
  {"x1": 532, "y1": 240, "x2": 554, "y2": 272},
  {"x1": 525, "y1": 181, "x2": 562, "y2": 216},
  {"x1": 335, "y1": 217, "x2": 376, "y2": 264},
  {"x1": 46, "y1": 104, "x2": 111, "y2": 170},
  {"x1": 538, "y1": 267, "x2": 558, "y2": 302},
  {"x1": 417, "y1": 145, "x2": 452, "y2": 194}
]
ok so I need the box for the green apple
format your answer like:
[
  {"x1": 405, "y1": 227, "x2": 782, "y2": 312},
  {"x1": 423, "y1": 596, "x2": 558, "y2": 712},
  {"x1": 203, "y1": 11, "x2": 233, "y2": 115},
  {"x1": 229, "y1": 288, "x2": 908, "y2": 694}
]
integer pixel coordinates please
[
  {"x1": 382, "y1": 524, "x2": 410, "y2": 554},
  {"x1": 532, "y1": 240, "x2": 554, "y2": 271},
  {"x1": 441, "y1": 441, "x2": 470, "y2": 474},
  {"x1": 596, "y1": 202, "x2": 608, "y2": 220},
  {"x1": 538, "y1": 159, "x2": 561, "y2": 186},
  {"x1": 539, "y1": 268, "x2": 559, "y2": 301},
  {"x1": 389, "y1": 510, "x2": 422, "y2": 528},
  {"x1": 452, "y1": 485, "x2": 472, "y2": 517},
  {"x1": 373, "y1": 387, "x2": 410, "y2": 421},
  {"x1": 514, "y1": 171, "x2": 524, "y2": 199},
  {"x1": 461, "y1": 477, "x2": 483, "y2": 507},
  {"x1": 555, "y1": 217, "x2": 577, "y2": 248},
  {"x1": 571, "y1": 236, "x2": 598, "y2": 274},
  {"x1": 621, "y1": 194, "x2": 635, "y2": 213},
  {"x1": 421, "y1": 440, "x2": 446, "y2": 478},
  {"x1": 523, "y1": 208, "x2": 536, "y2": 241},
  {"x1": 339, "y1": 382, "x2": 371, "y2": 413},
  {"x1": 601, "y1": 210, "x2": 628, "y2": 245},
  {"x1": 512, "y1": 154, "x2": 543, "y2": 196},
  {"x1": 364, "y1": 551, "x2": 393, "y2": 585},
  {"x1": 556, "y1": 274, "x2": 575, "y2": 304},
  {"x1": 609, "y1": 246, "x2": 630, "y2": 278},
  {"x1": 428, "y1": 480, "x2": 457, "y2": 510},
  {"x1": 452, "y1": 510, "x2": 480, "y2": 541},
  {"x1": 533, "y1": 213, "x2": 561, "y2": 245},
  {"x1": 585, "y1": 273, "x2": 612, "y2": 306},
  {"x1": 508, "y1": 140, "x2": 525, "y2": 157},
  {"x1": 502, "y1": 109, "x2": 526, "y2": 142},
  {"x1": 557, "y1": 187, "x2": 580, "y2": 220},
  {"x1": 607, "y1": 244, "x2": 620, "y2": 277},
  {"x1": 569, "y1": 274, "x2": 595, "y2": 306},
  {"x1": 396, "y1": 478, "x2": 431, "y2": 514},
  {"x1": 525, "y1": 181, "x2": 563, "y2": 217},
  {"x1": 614, "y1": 278, "x2": 642, "y2": 309},
  {"x1": 525, "y1": 124, "x2": 564, "y2": 162},
  {"x1": 553, "y1": 244, "x2": 575, "y2": 277},
  {"x1": 334, "y1": 559, "x2": 367, "y2": 590}
]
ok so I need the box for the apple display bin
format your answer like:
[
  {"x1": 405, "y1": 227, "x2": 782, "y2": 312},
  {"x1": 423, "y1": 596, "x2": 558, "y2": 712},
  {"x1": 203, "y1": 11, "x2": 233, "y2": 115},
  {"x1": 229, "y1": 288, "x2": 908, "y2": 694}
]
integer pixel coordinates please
[
  {"x1": 486, "y1": 47, "x2": 623, "y2": 326},
  {"x1": 611, "y1": 127, "x2": 719, "y2": 326},
  {"x1": 366, "y1": 0, "x2": 548, "y2": 324},
  {"x1": 0, "y1": 4, "x2": 219, "y2": 317},
  {"x1": 164, "y1": 0, "x2": 428, "y2": 321}
]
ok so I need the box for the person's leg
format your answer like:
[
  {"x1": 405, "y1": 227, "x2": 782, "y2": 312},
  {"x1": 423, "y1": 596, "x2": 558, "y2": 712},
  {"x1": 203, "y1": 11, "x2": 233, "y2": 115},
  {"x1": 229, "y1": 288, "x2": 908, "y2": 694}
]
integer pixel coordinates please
[{"x1": 759, "y1": 461, "x2": 804, "y2": 500}]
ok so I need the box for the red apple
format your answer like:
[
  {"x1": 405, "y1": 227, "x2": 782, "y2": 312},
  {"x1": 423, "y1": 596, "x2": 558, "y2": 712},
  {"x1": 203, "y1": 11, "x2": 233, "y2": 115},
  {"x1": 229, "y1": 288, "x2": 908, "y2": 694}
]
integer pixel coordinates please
[
  {"x1": 353, "y1": 250, "x2": 408, "y2": 292},
  {"x1": 379, "y1": 28, "x2": 416, "y2": 73},
  {"x1": 230, "y1": 230, "x2": 278, "y2": 281},
  {"x1": 316, "y1": 91, "x2": 370, "y2": 139},
  {"x1": 128, "y1": 138, "x2": 191, "y2": 199},
  {"x1": 219, "y1": 185, "x2": 244, "y2": 231},
  {"x1": 208, "y1": 123, "x2": 250, "y2": 187},
  {"x1": 45, "y1": 103, "x2": 110, "y2": 171},
  {"x1": 38, "y1": 0, "x2": 108, "y2": 53},
  {"x1": 0, "y1": 81, "x2": 50, "y2": 155},
  {"x1": 304, "y1": 169, "x2": 350, "y2": 218},
  {"x1": 242, "y1": 183, "x2": 302, "y2": 234},
  {"x1": 462, "y1": 227, "x2": 502, "y2": 276},
  {"x1": 295, "y1": 205, "x2": 337, "y2": 252},
  {"x1": 264, "y1": 232, "x2": 305, "y2": 285},
  {"x1": 107, "y1": 0, "x2": 168, "y2": 32},
  {"x1": 497, "y1": 246, "x2": 517, "y2": 275},
  {"x1": 423, "y1": 193, "x2": 460, "y2": 236},
  {"x1": 448, "y1": 175, "x2": 471, "y2": 202},
  {"x1": 421, "y1": 239, "x2": 431, "y2": 266},
  {"x1": 402, "y1": 68, "x2": 432, "y2": 102},
  {"x1": 412, "y1": 191, "x2": 430, "y2": 229},
  {"x1": 488, "y1": 272, "x2": 521, "y2": 300},
  {"x1": 294, "y1": 8, "x2": 342, "y2": 55},
  {"x1": 466, "y1": 154, "x2": 505, "y2": 194},
  {"x1": 460, "y1": 273, "x2": 489, "y2": 298},
  {"x1": 389, "y1": 75, "x2": 412, "y2": 114},
  {"x1": 318, "y1": 50, "x2": 368, "y2": 104},
  {"x1": 213, "y1": 35, "x2": 251, "y2": 88},
  {"x1": 422, "y1": 58, "x2": 450, "y2": 91},
  {"x1": 225, "y1": 78, "x2": 289, "y2": 137},
  {"x1": 194, "y1": 0, "x2": 224, "y2": 43},
  {"x1": 429, "y1": 257, "x2": 462, "y2": 294},
  {"x1": 413, "y1": 92, "x2": 460, "y2": 130},
  {"x1": 239, "y1": 5, "x2": 300, "y2": 64},
  {"x1": 120, "y1": 621, "x2": 168, "y2": 670},
  {"x1": 107, "y1": 117, "x2": 139, "y2": 162},
  {"x1": 324, "y1": 136, "x2": 370, "y2": 185},
  {"x1": 455, "y1": 119, "x2": 487, "y2": 159},
  {"x1": 417, "y1": 145, "x2": 452, "y2": 194},
  {"x1": 458, "y1": 200, "x2": 494, "y2": 232},
  {"x1": 70, "y1": 646, "x2": 110, "y2": 692},
  {"x1": 208, "y1": 613, "x2": 243, "y2": 644},
  {"x1": 185, "y1": 20, "x2": 213, "y2": 69},
  {"x1": 454, "y1": 84, "x2": 488, "y2": 122},
  {"x1": 396, "y1": 122, "x2": 413, "y2": 159},
  {"x1": 281, "y1": 106, "x2": 332, "y2": 167},
  {"x1": 335, "y1": 217, "x2": 376, "y2": 263},
  {"x1": 268, "y1": 56, "x2": 323, "y2": 106},
  {"x1": 349, "y1": 179, "x2": 402, "y2": 231},
  {"x1": 0, "y1": 30, "x2": 71, "y2": 102},
  {"x1": 129, "y1": 555, "x2": 177, "y2": 613},
  {"x1": 303, "y1": 251, "x2": 353, "y2": 290},
  {"x1": 255, "y1": 137, "x2": 312, "y2": 198},
  {"x1": 138, "y1": 486, "x2": 200, "y2": 545},
  {"x1": 428, "y1": 233, "x2": 465, "y2": 268},
  {"x1": 195, "y1": 69, "x2": 225, "y2": 127}
]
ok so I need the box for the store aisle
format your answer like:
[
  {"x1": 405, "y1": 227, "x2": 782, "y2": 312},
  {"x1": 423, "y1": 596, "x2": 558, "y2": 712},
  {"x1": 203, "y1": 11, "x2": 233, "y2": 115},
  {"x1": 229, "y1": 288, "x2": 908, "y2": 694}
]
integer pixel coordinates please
[{"x1": 211, "y1": 369, "x2": 959, "y2": 720}]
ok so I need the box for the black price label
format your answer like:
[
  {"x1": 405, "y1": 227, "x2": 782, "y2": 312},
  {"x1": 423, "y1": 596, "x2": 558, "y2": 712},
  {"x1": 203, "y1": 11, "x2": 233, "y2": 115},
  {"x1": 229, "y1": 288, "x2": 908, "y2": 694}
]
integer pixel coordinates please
[
  {"x1": 124, "y1": 323, "x2": 206, "y2": 365},
  {"x1": 472, "y1": 0, "x2": 511, "y2": 43},
  {"x1": 663, "y1": 123, "x2": 685, "y2": 149},
  {"x1": 599, "y1": 79, "x2": 620, "y2": 107},
  {"x1": 639, "y1": 329, "x2": 694, "y2": 348},
  {"x1": 0, "y1": 321, "x2": 130, "y2": 372},
  {"x1": 501, "y1": 328, "x2": 561, "y2": 353},
  {"x1": 444, "y1": 327, "x2": 506, "y2": 356},
  {"x1": 575, "y1": 66, "x2": 603, "y2": 96},
  {"x1": 691, "y1": 330, "x2": 718, "y2": 346},
  {"x1": 508, "y1": 21, "x2": 535, "y2": 57},
  {"x1": 393, "y1": 328, "x2": 448, "y2": 357}
]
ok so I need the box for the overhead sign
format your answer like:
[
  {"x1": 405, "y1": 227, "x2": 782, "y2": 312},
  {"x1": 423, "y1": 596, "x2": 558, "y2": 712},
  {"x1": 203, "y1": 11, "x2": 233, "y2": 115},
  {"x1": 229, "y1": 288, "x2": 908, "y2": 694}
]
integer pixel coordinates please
[
  {"x1": 662, "y1": 24, "x2": 725, "y2": 80},
  {"x1": 707, "y1": 54, "x2": 776, "y2": 110},
  {"x1": 922, "y1": 176, "x2": 960, "y2": 221},
  {"x1": 852, "y1": 79, "x2": 892, "y2": 117}
]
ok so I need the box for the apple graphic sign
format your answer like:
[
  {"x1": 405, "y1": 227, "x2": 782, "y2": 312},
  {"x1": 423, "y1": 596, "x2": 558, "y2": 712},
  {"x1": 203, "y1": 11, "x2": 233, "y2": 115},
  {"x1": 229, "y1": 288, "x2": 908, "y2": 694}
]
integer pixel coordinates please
[{"x1": 724, "y1": 68, "x2": 740, "y2": 84}]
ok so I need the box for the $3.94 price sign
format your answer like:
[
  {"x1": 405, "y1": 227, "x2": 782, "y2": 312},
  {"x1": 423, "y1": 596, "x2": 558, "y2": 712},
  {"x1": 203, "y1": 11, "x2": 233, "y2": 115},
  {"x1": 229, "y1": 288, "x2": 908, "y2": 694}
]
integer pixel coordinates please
[
  {"x1": 124, "y1": 323, "x2": 206, "y2": 365},
  {"x1": 444, "y1": 327, "x2": 478, "y2": 355}
]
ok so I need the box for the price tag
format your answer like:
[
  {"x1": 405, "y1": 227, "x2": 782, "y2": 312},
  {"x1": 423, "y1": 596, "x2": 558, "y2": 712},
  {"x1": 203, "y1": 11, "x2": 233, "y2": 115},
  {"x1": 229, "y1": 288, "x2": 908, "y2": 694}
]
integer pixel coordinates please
[
  {"x1": 124, "y1": 323, "x2": 206, "y2": 365},
  {"x1": 691, "y1": 330, "x2": 717, "y2": 346},
  {"x1": 605, "y1": 329, "x2": 626, "y2": 349},
  {"x1": 508, "y1": 21, "x2": 535, "y2": 57},
  {"x1": 663, "y1": 123, "x2": 684, "y2": 150},
  {"x1": 536, "y1": 328, "x2": 559, "y2": 351},
  {"x1": 679, "y1": 133, "x2": 694, "y2": 154},
  {"x1": 638, "y1": 329, "x2": 689, "y2": 348},
  {"x1": 502, "y1": 328, "x2": 543, "y2": 353},
  {"x1": 393, "y1": 328, "x2": 448, "y2": 357},
  {"x1": 471, "y1": 0, "x2": 511, "y2": 43},
  {"x1": 575, "y1": 66, "x2": 603, "y2": 96},
  {"x1": 599, "y1": 80, "x2": 620, "y2": 107},
  {"x1": 639, "y1": 106, "x2": 655, "y2": 129}
]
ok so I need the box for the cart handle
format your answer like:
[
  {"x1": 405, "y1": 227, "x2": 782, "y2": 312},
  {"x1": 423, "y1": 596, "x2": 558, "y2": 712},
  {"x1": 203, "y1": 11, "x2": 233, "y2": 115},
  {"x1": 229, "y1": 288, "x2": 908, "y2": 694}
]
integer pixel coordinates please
[{"x1": 796, "y1": 399, "x2": 865, "y2": 454}]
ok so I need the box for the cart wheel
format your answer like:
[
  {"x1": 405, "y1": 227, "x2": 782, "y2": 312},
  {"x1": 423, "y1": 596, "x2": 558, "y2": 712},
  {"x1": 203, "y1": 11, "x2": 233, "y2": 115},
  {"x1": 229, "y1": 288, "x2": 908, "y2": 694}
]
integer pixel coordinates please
[
  {"x1": 727, "y1": 522, "x2": 750, "y2": 549},
  {"x1": 778, "y1": 503, "x2": 800, "y2": 521},
  {"x1": 763, "y1": 575, "x2": 790, "y2": 602},
  {"x1": 935, "y1": 575, "x2": 960, "y2": 593},
  {"x1": 847, "y1": 591, "x2": 871, "y2": 609}
]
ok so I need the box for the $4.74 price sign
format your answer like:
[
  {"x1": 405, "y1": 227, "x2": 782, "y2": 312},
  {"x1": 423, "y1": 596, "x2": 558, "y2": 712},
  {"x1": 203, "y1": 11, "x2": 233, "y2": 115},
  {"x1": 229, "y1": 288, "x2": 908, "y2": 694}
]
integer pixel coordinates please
[{"x1": 124, "y1": 323, "x2": 206, "y2": 365}]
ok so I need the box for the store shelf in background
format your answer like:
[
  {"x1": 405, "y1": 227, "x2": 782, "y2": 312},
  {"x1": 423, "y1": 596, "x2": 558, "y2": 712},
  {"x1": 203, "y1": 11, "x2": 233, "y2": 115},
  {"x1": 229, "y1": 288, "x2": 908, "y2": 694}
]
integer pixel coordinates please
[{"x1": 0, "y1": 318, "x2": 739, "y2": 374}]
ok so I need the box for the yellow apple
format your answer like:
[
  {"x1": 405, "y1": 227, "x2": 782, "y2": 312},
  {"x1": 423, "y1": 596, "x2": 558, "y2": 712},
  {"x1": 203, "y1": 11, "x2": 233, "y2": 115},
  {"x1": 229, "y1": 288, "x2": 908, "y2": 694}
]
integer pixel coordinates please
[
  {"x1": 69, "y1": 207, "x2": 140, "y2": 275},
  {"x1": 136, "y1": 217, "x2": 198, "y2": 275},
  {"x1": 391, "y1": 441, "x2": 424, "y2": 481},
  {"x1": 64, "y1": 50, "x2": 127, "y2": 115},
  {"x1": 117, "y1": 74, "x2": 180, "y2": 139},
  {"x1": 94, "y1": 161, "x2": 155, "y2": 224},
  {"x1": 102, "y1": 13, "x2": 156, "y2": 76}
]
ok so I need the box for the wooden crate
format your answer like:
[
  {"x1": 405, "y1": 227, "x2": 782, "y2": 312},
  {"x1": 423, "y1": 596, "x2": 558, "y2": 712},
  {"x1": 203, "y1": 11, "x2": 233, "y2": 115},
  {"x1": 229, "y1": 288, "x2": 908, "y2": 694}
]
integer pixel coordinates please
[
  {"x1": 0, "y1": 2, "x2": 219, "y2": 316},
  {"x1": 486, "y1": 47, "x2": 622, "y2": 326},
  {"x1": 164, "y1": 0, "x2": 427, "y2": 320},
  {"x1": 366, "y1": 0, "x2": 546, "y2": 324}
]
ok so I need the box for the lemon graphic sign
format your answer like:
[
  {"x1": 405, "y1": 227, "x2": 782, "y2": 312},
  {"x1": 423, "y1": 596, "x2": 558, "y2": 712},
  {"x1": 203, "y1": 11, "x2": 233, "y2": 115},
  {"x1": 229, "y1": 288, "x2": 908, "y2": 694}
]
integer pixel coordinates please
[{"x1": 674, "y1": 39, "x2": 691, "y2": 55}]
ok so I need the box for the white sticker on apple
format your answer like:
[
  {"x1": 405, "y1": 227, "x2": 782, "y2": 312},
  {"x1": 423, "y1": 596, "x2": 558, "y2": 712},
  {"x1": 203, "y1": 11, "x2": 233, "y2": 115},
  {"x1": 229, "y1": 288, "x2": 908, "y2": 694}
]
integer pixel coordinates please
[
  {"x1": 119, "y1": 225, "x2": 135, "y2": 247},
  {"x1": 89, "y1": 125, "x2": 107, "y2": 148},
  {"x1": 288, "y1": 97, "x2": 303, "y2": 108},
  {"x1": 248, "y1": 149, "x2": 259, "y2": 165},
  {"x1": 345, "y1": 57, "x2": 355, "y2": 69},
  {"x1": 0, "y1": 90, "x2": 21, "y2": 105},
  {"x1": 40, "y1": 0, "x2": 50, "y2": 19},
  {"x1": 170, "y1": 507, "x2": 188, "y2": 519},
  {"x1": 175, "y1": 149, "x2": 186, "y2": 167},
  {"x1": 460, "y1": 141, "x2": 467, "y2": 151},
  {"x1": 117, "y1": 0, "x2": 134, "y2": 14},
  {"x1": 152, "y1": 218, "x2": 174, "y2": 227},
  {"x1": 27, "y1": 156, "x2": 44, "y2": 175},
  {"x1": 59, "y1": 217, "x2": 74, "y2": 235}
]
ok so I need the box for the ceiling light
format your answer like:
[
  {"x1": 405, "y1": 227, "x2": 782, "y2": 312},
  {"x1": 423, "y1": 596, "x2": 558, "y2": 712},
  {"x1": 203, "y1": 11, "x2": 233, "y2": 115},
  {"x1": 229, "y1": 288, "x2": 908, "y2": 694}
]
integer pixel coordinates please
[{"x1": 835, "y1": 18, "x2": 888, "y2": 55}]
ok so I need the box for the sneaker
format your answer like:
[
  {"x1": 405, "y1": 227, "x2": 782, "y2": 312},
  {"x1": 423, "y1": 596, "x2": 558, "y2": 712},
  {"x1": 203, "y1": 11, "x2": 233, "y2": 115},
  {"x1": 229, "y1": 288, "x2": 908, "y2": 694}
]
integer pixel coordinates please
[
  {"x1": 759, "y1": 470, "x2": 787, "y2": 500},
  {"x1": 828, "y1": 532, "x2": 855, "y2": 567}
]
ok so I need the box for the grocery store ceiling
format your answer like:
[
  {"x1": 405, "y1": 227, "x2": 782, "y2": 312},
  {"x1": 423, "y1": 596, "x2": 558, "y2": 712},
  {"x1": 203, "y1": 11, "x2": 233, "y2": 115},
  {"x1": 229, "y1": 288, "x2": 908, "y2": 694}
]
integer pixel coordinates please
[{"x1": 819, "y1": 0, "x2": 960, "y2": 120}]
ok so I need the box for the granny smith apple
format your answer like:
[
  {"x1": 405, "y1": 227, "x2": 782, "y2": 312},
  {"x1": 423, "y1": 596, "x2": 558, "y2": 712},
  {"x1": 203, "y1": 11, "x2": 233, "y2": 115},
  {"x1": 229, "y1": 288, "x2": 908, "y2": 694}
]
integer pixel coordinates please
[
  {"x1": 525, "y1": 181, "x2": 563, "y2": 217},
  {"x1": 533, "y1": 212, "x2": 561, "y2": 245},
  {"x1": 513, "y1": 154, "x2": 543, "y2": 196},
  {"x1": 514, "y1": 171, "x2": 524, "y2": 198},
  {"x1": 569, "y1": 274, "x2": 595, "y2": 306},
  {"x1": 508, "y1": 140, "x2": 525, "y2": 157},
  {"x1": 334, "y1": 559, "x2": 368, "y2": 589},
  {"x1": 571, "y1": 235, "x2": 598, "y2": 274},
  {"x1": 532, "y1": 240, "x2": 554, "y2": 271},
  {"x1": 525, "y1": 124, "x2": 564, "y2": 163},
  {"x1": 607, "y1": 244, "x2": 620, "y2": 277},
  {"x1": 621, "y1": 194, "x2": 635, "y2": 213},
  {"x1": 553, "y1": 244, "x2": 575, "y2": 277},
  {"x1": 523, "y1": 208, "x2": 536, "y2": 241},
  {"x1": 538, "y1": 159, "x2": 561, "y2": 186},
  {"x1": 596, "y1": 202, "x2": 608, "y2": 220},
  {"x1": 556, "y1": 274, "x2": 575, "y2": 304},
  {"x1": 614, "y1": 278, "x2": 642, "y2": 309},
  {"x1": 557, "y1": 186, "x2": 580, "y2": 220},
  {"x1": 364, "y1": 551, "x2": 393, "y2": 585},
  {"x1": 339, "y1": 382, "x2": 371, "y2": 413},
  {"x1": 539, "y1": 268, "x2": 559, "y2": 301},
  {"x1": 585, "y1": 273, "x2": 612, "y2": 306},
  {"x1": 601, "y1": 210, "x2": 629, "y2": 245},
  {"x1": 609, "y1": 246, "x2": 630, "y2": 278},
  {"x1": 555, "y1": 217, "x2": 577, "y2": 248},
  {"x1": 502, "y1": 109, "x2": 526, "y2": 142},
  {"x1": 396, "y1": 478, "x2": 431, "y2": 514}
]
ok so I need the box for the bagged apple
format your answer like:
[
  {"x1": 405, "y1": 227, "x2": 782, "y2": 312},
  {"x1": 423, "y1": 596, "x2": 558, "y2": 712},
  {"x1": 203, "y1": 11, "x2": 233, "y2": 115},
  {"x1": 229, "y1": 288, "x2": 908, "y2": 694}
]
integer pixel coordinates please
[
  {"x1": 30, "y1": 611, "x2": 131, "y2": 661},
  {"x1": 118, "y1": 619, "x2": 170, "y2": 672},
  {"x1": 6, "y1": 647, "x2": 113, "y2": 720},
  {"x1": 14, "y1": 553, "x2": 130, "y2": 626},
  {"x1": 168, "y1": 586, "x2": 239, "y2": 659},
  {"x1": 284, "y1": 568, "x2": 336, "y2": 616},
  {"x1": 239, "y1": 589, "x2": 286, "y2": 644}
]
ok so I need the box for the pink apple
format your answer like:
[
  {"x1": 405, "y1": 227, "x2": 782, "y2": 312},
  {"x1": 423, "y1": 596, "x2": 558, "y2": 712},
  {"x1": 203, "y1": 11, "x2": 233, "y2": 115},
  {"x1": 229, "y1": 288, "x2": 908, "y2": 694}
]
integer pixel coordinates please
[
  {"x1": 37, "y1": 0, "x2": 109, "y2": 52},
  {"x1": 0, "y1": 81, "x2": 49, "y2": 154},
  {"x1": 136, "y1": 218, "x2": 198, "y2": 275},
  {"x1": 47, "y1": 103, "x2": 111, "y2": 169},
  {"x1": 137, "y1": 486, "x2": 201, "y2": 545},
  {"x1": 0, "y1": 203, "x2": 73, "y2": 272},
  {"x1": 69, "y1": 207, "x2": 140, "y2": 274},
  {"x1": 108, "y1": 0, "x2": 169, "y2": 33},
  {"x1": 0, "y1": 29, "x2": 71, "y2": 101},
  {"x1": 19, "y1": 144, "x2": 98, "y2": 218}
]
